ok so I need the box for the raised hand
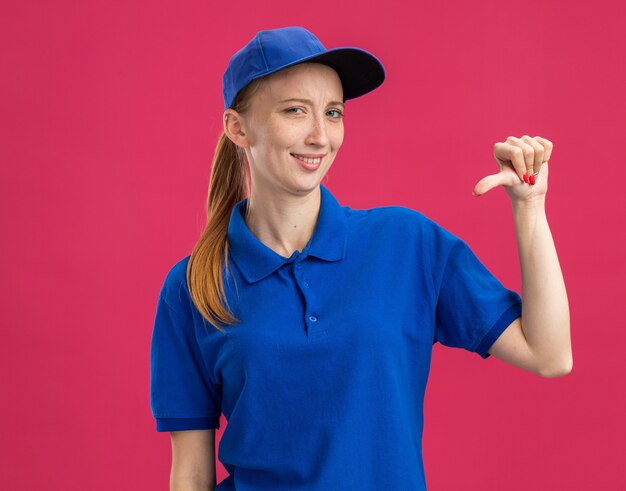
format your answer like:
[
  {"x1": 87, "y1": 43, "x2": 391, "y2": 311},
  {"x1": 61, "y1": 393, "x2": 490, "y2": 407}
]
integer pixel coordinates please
[
  {"x1": 472, "y1": 135, "x2": 553, "y2": 202},
  {"x1": 470, "y1": 134, "x2": 571, "y2": 377}
]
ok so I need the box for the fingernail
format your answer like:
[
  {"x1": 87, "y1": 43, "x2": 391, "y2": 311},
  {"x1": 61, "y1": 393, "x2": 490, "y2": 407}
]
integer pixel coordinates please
[
  {"x1": 523, "y1": 173, "x2": 529, "y2": 183},
  {"x1": 529, "y1": 174, "x2": 536, "y2": 185}
]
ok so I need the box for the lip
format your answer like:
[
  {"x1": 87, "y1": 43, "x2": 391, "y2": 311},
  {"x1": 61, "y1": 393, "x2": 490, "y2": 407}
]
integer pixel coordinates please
[
  {"x1": 290, "y1": 153, "x2": 326, "y2": 158},
  {"x1": 291, "y1": 153, "x2": 322, "y2": 170}
]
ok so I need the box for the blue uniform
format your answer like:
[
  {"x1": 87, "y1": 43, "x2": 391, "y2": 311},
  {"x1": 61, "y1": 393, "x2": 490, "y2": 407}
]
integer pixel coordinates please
[{"x1": 150, "y1": 183, "x2": 522, "y2": 490}]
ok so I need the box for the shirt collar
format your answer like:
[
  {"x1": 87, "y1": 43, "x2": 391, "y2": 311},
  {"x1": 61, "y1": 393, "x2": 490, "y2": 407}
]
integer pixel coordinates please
[{"x1": 227, "y1": 183, "x2": 348, "y2": 283}]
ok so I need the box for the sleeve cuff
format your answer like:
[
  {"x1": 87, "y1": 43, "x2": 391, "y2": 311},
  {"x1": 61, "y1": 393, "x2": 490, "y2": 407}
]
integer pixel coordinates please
[
  {"x1": 155, "y1": 416, "x2": 221, "y2": 432},
  {"x1": 475, "y1": 302, "x2": 522, "y2": 359}
]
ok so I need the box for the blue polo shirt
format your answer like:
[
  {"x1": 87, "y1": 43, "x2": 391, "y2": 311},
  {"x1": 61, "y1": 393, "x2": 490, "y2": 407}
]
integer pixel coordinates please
[{"x1": 150, "y1": 183, "x2": 522, "y2": 490}]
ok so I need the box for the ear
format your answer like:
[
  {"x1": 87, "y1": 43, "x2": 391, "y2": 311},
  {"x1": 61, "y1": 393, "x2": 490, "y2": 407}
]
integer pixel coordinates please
[{"x1": 223, "y1": 110, "x2": 250, "y2": 149}]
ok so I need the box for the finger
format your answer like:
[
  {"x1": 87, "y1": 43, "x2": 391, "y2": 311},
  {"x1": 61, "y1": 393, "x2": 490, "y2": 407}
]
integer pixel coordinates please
[
  {"x1": 533, "y1": 135, "x2": 554, "y2": 162},
  {"x1": 507, "y1": 136, "x2": 535, "y2": 178},
  {"x1": 522, "y1": 135, "x2": 545, "y2": 184},
  {"x1": 472, "y1": 171, "x2": 518, "y2": 196},
  {"x1": 494, "y1": 142, "x2": 527, "y2": 183},
  {"x1": 522, "y1": 135, "x2": 544, "y2": 170}
]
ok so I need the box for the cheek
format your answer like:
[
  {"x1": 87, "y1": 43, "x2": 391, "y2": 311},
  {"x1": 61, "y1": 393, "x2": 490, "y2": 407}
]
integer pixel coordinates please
[
  {"x1": 264, "y1": 123, "x2": 300, "y2": 150},
  {"x1": 331, "y1": 125, "x2": 344, "y2": 150},
  {"x1": 249, "y1": 128, "x2": 299, "y2": 165},
  {"x1": 280, "y1": 126, "x2": 304, "y2": 147}
]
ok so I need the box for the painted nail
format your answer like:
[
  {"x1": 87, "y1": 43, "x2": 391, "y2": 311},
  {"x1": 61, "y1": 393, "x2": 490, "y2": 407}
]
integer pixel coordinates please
[
  {"x1": 523, "y1": 173, "x2": 529, "y2": 183},
  {"x1": 529, "y1": 174, "x2": 536, "y2": 185}
]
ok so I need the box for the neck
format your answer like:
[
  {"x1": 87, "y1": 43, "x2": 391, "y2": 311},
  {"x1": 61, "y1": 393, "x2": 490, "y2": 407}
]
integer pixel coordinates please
[{"x1": 245, "y1": 185, "x2": 322, "y2": 259}]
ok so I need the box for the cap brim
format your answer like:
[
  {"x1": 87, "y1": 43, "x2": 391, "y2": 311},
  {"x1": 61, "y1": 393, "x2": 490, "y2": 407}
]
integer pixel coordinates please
[{"x1": 256, "y1": 47, "x2": 386, "y2": 102}]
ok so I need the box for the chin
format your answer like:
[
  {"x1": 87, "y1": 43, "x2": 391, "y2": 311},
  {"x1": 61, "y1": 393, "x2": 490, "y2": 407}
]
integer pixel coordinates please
[{"x1": 288, "y1": 177, "x2": 324, "y2": 195}]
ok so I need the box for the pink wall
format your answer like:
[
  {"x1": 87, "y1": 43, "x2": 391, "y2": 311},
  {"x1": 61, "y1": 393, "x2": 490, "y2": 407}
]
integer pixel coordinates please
[{"x1": 2, "y1": 0, "x2": 624, "y2": 489}]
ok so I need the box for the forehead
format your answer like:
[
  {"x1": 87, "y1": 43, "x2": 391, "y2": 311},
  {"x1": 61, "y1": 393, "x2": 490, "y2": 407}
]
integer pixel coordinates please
[{"x1": 257, "y1": 63, "x2": 343, "y2": 104}]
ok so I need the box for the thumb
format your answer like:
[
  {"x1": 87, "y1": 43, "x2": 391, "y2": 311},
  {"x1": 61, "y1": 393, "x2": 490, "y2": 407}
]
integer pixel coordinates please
[{"x1": 472, "y1": 171, "x2": 513, "y2": 196}]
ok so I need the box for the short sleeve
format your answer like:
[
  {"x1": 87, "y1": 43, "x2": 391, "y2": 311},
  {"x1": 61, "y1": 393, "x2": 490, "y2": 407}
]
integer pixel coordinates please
[
  {"x1": 150, "y1": 274, "x2": 222, "y2": 432},
  {"x1": 433, "y1": 232, "x2": 522, "y2": 359}
]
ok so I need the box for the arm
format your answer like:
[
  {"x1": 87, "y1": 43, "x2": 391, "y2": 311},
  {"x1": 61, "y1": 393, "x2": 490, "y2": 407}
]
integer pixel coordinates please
[
  {"x1": 170, "y1": 429, "x2": 216, "y2": 491},
  {"x1": 473, "y1": 136, "x2": 572, "y2": 377}
]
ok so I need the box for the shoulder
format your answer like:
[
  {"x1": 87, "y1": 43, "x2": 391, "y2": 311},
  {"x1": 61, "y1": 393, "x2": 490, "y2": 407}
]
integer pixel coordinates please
[
  {"x1": 345, "y1": 204, "x2": 470, "y2": 273},
  {"x1": 159, "y1": 255, "x2": 192, "y2": 313},
  {"x1": 345, "y1": 203, "x2": 455, "y2": 243},
  {"x1": 345, "y1": 203, "x2": 425, "y2": 228}
]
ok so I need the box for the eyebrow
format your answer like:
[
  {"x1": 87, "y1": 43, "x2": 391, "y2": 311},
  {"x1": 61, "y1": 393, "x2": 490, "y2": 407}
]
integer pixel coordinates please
[{"x1": 277, "y1": 98, "x2": 345, "y2": 108}]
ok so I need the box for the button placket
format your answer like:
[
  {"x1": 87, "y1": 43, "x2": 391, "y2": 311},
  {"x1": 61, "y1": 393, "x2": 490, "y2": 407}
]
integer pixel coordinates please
[{"x1": 292, "y1": 259, "x2": 323, "y2": 337}]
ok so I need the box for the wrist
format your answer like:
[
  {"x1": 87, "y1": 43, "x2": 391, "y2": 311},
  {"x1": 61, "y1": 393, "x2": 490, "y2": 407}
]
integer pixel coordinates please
[
  {"x1": 511, "y1": 195, "x2": 546, "y2": 214},
  {"x1": 511, "y1": 197, "x2": 548, "y2": 232}
]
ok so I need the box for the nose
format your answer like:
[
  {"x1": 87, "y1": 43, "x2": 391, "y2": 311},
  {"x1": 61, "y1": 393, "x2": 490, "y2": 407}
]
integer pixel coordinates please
[{"x1": 305, "y1": 114, "x2": 329, "y2": 147}]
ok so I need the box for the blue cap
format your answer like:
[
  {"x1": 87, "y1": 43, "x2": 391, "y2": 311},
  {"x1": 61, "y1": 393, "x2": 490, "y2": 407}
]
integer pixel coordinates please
[{"x1": 222, "y1": 26, "x2": 386, "y2": 110}]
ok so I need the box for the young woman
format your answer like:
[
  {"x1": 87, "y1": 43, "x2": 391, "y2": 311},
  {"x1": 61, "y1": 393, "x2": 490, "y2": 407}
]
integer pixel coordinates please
[{"x1": 150, "y1": 26, "x2": 571, "y2": 491}]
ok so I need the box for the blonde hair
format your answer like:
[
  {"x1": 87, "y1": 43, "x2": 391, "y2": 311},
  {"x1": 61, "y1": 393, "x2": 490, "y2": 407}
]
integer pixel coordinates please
[{"x1": 186, "y1": 79, "x2": 263, "y2": 332}]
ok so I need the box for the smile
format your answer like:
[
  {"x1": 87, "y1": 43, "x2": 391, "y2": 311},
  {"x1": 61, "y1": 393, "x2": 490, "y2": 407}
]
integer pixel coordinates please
[{"x1": 291, "y1": 153, "x2": 323, "y2": 164}]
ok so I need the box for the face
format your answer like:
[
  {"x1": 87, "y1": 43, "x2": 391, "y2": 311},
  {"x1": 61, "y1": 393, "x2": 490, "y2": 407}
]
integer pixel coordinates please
[{"x1": 227, "y1": 62, "x2": 344, "y2": 197}]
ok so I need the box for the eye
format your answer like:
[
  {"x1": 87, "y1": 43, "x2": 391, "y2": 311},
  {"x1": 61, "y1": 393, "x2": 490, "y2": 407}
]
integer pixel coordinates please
[
  {"x1": 327, "y1": 109, "x2": 343, "y2": 119},
  {"x1": 285, "y1": 107, "x2": 304, "y2": 114}
]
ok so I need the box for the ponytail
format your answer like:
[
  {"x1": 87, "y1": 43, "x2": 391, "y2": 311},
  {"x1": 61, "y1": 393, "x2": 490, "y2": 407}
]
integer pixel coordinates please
[{"x1": 186, "y1": 80, "x2": 262, "y2": 332}]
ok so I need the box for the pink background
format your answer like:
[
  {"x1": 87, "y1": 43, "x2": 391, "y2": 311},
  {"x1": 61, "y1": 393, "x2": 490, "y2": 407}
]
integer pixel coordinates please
[{"x1": 2, "y1": 0, "x2": 624, "y2": 489}]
